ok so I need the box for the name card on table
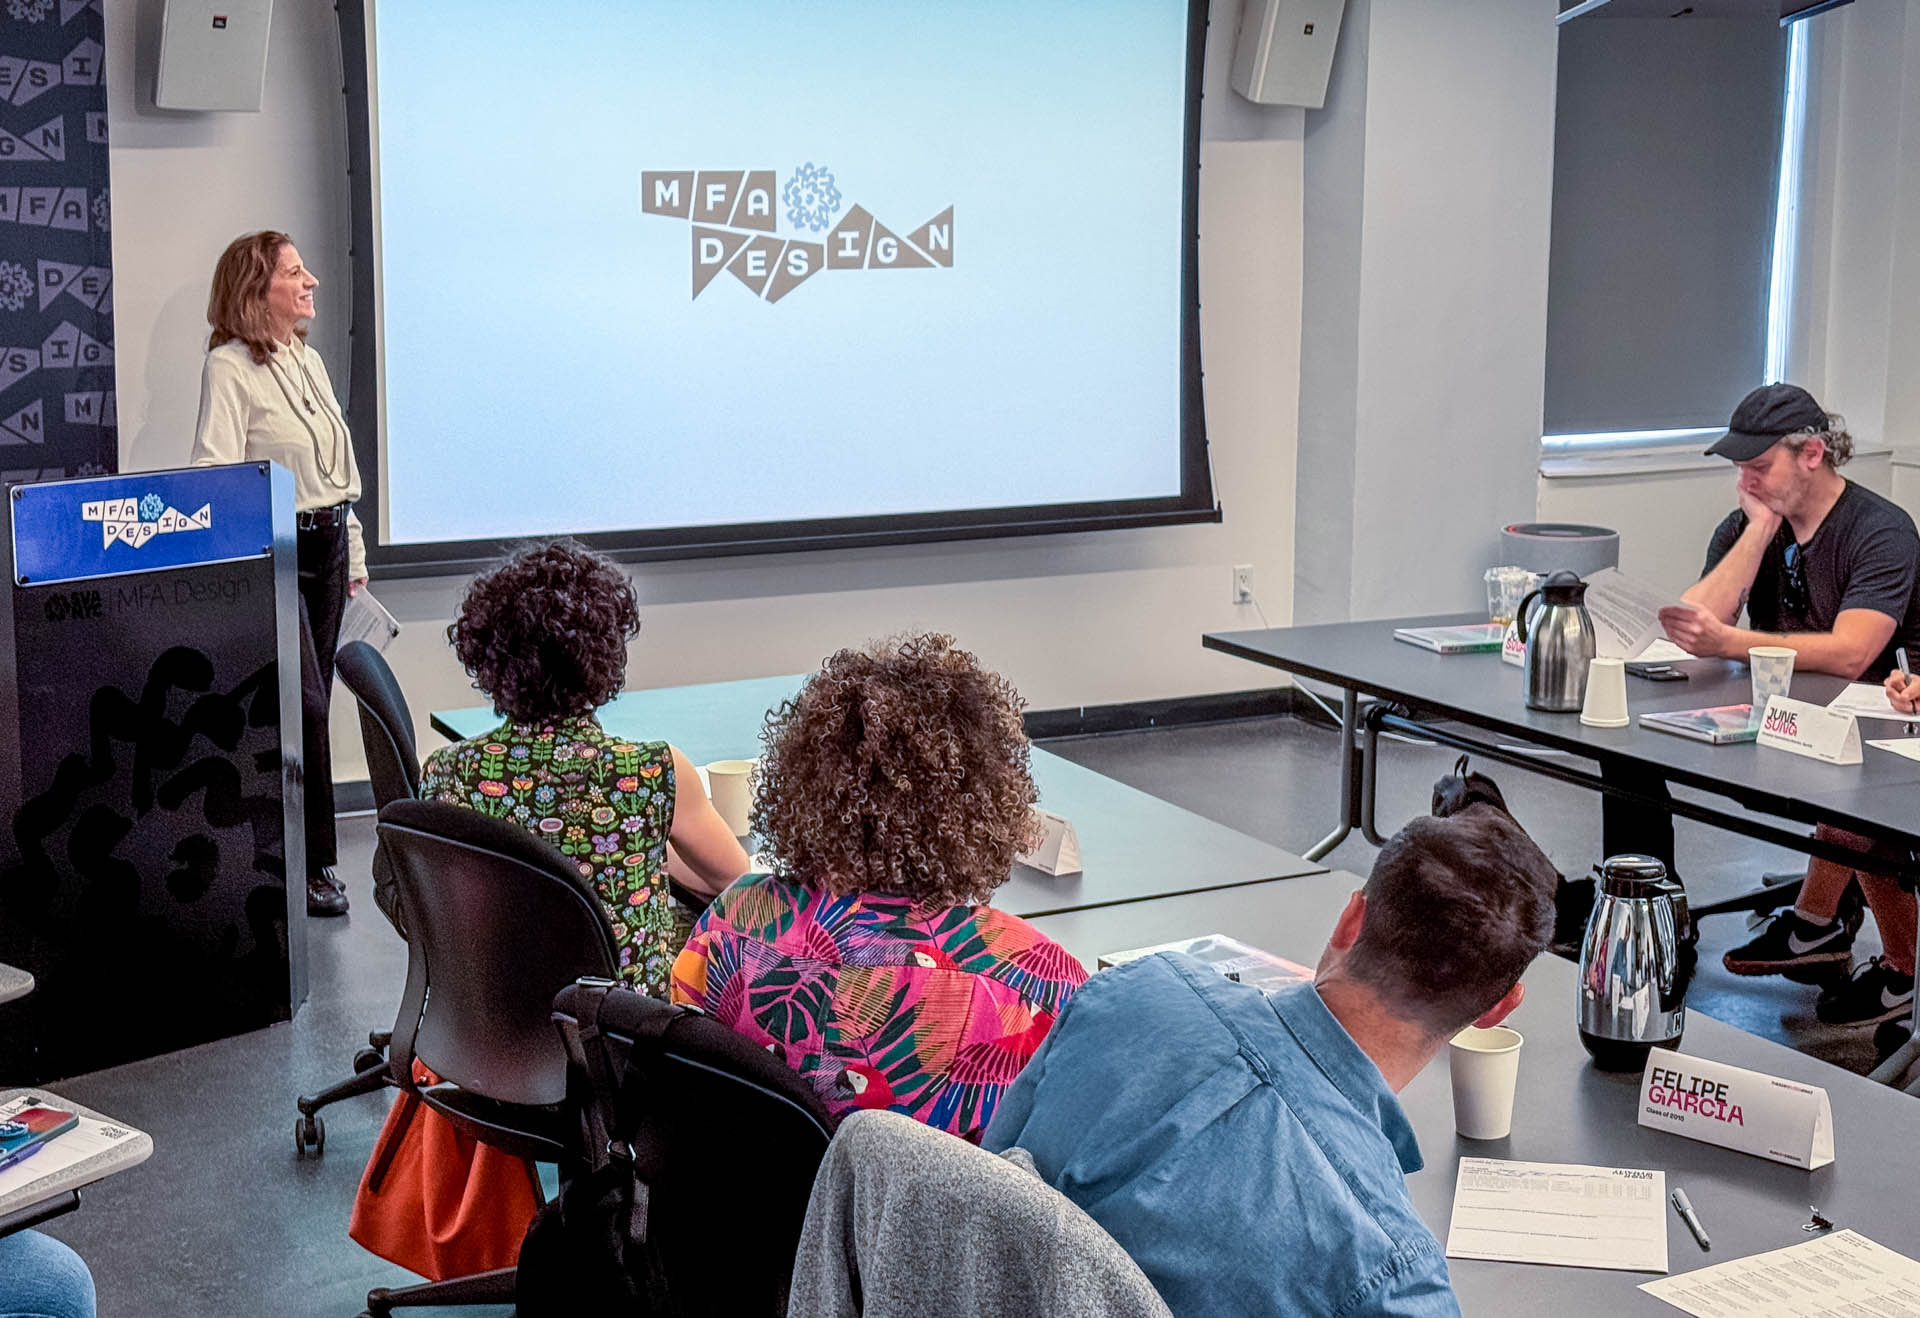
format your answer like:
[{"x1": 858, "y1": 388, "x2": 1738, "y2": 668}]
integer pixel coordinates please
[
  {"x1": 1016, "y1": 809, "x2": 1082, "y2": 876},
  {"x1": 1756, "y1": 695, "x2": 1862, "y2": 765},
  {"x1": 1501, "y1": 621, "x2": 1526, "y2": 667},
  {"x1": 1638, "y1": 1047, "x2": 1834, "y2": 1169}
]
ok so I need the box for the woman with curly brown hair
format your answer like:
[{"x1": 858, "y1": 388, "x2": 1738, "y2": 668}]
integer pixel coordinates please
[
  {"x1": 670, "y1": 633, "x2": 1087, "y2": 1142},
  {"x1": 417, "y1": 540, "x2": 750, "y2": 996}
]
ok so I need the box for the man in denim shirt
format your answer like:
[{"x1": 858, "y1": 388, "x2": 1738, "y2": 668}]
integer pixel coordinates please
[{"x1": 983, "y1": 810, "x2": 1557, "y2": 1317}]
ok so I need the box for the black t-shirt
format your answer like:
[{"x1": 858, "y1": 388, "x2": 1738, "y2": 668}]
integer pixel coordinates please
[{"x1": 1702, "y1": 480, "x2": 1920, "y2": 680}]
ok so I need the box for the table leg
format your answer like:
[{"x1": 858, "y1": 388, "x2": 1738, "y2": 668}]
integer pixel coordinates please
[
  {"x1": 1304, "y1": 687, "x2": 1360, "y2": 863},
  {"x1": 1599, "y1": 760, "x2": 1677, "y2": 875}
]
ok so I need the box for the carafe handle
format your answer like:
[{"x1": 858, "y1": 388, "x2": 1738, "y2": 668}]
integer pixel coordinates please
[{"x1": 1514, "y1": 588, "x2": 1543, "y2": 643}]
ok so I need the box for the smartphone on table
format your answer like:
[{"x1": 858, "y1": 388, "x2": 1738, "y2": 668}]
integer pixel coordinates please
[{"x1": 0, "y1": 1105, "x2": 79, "y2": 1173}]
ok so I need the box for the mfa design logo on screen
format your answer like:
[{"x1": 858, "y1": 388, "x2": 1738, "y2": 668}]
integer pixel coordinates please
[
  {"x1": 81, "y1": 493, "x2": 211, "y2": 549},
  {"x1": 640, "y1": 165, "x2": 953, "y2": 303}
]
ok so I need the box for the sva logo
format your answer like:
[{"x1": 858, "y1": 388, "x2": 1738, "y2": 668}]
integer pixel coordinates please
[{"x1": 42, "y1": 588, "x2": 102, "y2": 622}]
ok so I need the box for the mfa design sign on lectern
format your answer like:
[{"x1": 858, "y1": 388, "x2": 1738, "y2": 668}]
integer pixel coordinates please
[{"x1": 0, "y1": 463, "x2": 304, "y2": 1081}]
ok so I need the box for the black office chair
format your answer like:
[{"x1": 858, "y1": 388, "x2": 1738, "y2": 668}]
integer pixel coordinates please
[
  {"x1": 516, "y1": 980, "x2": 839, "y2": 1318},
  {"x1": 293, "y1": 641, "x2": 421, "y2": 1158},
  {"x1": 359, "y1": 798, "x2": 622, "y2": 1317}
]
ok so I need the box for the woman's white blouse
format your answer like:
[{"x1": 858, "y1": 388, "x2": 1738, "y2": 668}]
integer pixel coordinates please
[{"x1": 190, "y1": 336, "x2": 366, "y2": 580}]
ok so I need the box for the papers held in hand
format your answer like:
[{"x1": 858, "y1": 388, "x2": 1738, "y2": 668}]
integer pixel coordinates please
[{"x1": 337, "y1": 588, "x2": 401, "y2": 653}]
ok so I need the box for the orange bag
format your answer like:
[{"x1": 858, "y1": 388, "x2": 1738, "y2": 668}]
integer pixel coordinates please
[{"x1": 347, "y1": 1064, "x2": 543, "y2": 1281}]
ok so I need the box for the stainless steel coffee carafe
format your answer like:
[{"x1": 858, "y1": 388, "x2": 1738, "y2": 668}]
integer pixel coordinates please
[
  {"x1": 1576, "y1": 854, "x2": 1687, "y2": 1071},
  {"x1": 1514, "y1": 570, "x2": 1597, "y2": 713}
]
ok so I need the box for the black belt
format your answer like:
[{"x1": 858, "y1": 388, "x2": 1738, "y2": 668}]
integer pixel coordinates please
[{"x1": 296, "y1": 502, "x2": 351, "y2": 531}]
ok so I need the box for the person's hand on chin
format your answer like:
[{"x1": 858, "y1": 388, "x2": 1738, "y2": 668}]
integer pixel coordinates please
[
  {"x1": 1658, "y1": 602, "x2": 1731, "y2": 659},
  {"x1": 1737, "y1": 484, "x2": 1783, "y2": 535}
]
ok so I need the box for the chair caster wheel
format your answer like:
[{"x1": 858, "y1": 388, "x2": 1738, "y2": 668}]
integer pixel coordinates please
[
  {"x1": 295, "y1": 1113, "x2": 325, "y2": 1158},
  {"x1": 353, "y1": 1046, "x2": 385, "y2": 1074}
]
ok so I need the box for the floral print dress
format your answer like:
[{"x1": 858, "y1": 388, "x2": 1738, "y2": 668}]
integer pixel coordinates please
[
  {"x1": 670, "y1": 874, "x2": 1089, "y2": 1141},
  {"x1": 419, "y1": 714, "x2": 687, "y2": 996}
]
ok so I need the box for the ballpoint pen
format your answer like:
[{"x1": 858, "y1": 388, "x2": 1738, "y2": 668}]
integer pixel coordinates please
[
  {"x1": 1898, "y1": 647, "x2": 1915, "y2": 737},
  {"x1": 1672, "y1": 1188, "x2": 1711, "y2": 1251}
]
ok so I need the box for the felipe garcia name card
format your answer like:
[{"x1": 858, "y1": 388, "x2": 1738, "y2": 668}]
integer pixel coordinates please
[{"x1": 1638, "y1": 1047, "x2": 1834, "y2": 1170}]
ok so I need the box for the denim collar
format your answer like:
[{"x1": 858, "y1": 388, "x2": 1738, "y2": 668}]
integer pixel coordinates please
[{"x1": 1266, "y1": 980, "x2": 1425, "y2": 1175}]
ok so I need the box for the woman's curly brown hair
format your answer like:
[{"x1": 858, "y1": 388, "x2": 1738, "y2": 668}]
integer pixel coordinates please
[
  {"x1": 753, "y1": 633, "x2": 1043, "y2": 907},
  {"x1": 447, "y1": 540, "x2": 640, "y2": 726}
]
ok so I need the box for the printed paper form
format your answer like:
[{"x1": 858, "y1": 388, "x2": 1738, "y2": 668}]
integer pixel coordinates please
[
  {"x1": 1828, "y1": 682, "x2": 1915, "y2": 722},
  {"x1": 1641, "y1": 1230, "x2": 1920, "y2": 1317},
  {"x1": 1445, "y1": 1157, "x2": 1668, "y2": 1273},
  {"x1": 0, "y1": 1093, "x2": 146, "y2": 1201},
  {"x1": 1584, "y1": 569, "x2": 1682, "y2": 660},
  {"x1": 337, "y1": 588, "x2": 401, "y2": 653}
]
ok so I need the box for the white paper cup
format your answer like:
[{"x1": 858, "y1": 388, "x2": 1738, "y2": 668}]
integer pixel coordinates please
[
  {"x1": 703, "y1": 759, "x2": 757, "y2": 837},
  {"x1": 1580, "y1": 656, "x2": 1630, "y2": 728},
  {"x1": 1749, "y1": 646, "x2": 1796, "y2": 727},
  {"x1": 1449, "y1": 1025, "x2": 1523, "y2": 1140}
]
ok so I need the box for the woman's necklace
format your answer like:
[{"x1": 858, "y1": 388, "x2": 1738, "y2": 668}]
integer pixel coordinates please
[{"x1": 265, "y1": 345, "x2": 353, "y2": 492}]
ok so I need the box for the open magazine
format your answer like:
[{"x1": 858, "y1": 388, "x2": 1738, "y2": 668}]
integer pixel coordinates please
[{"x1": 1098, "y1": 934, "x2": 1313, "y2": 995}]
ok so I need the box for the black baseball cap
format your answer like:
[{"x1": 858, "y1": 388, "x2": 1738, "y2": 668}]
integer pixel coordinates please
[{"x1": 1705, "y1": 383, "x2": 1829, "y2": 461}]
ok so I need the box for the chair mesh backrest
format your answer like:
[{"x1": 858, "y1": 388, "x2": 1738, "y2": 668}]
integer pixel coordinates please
[
  {"x1": 337, "y1": 640, "x2": 420, "y2": 809},
  {"x1": 380, "y1": 799, "x2": 619, "y2": 1107},
  {"x1": 552, "y1": 983, "x2": 837, "y2": 1311}
]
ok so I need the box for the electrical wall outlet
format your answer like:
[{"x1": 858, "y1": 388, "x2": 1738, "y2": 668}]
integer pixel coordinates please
[{"x1": 1232, "y1": 564, "x2": 1254, "y2": 604}]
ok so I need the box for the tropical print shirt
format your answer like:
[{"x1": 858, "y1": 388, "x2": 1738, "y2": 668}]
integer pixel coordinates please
[
  {"x1": 670, "y1": 873, "x2": 1088, "y2": 1141},
  {"x1": 419, "y1": 714, "x2": 687, "y2": 997}
]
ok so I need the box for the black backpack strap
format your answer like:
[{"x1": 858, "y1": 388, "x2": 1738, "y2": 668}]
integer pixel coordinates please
[{"x1": 573, "y1": 980, "x2": 679, "y2": 1248}]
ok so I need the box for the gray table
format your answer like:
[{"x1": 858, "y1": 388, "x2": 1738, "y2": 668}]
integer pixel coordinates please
[
  {"x1": 1028, "y1": 877, "x2": 1920, "y2": 1313},
  {"x1": 0, "y1": 963, "x2": 31, "y2": 1005},
  {"x1": 431, "y1": 677, "x2": 1327, "y2": 919},
  {"x1": 1204, "y1": 615, "x2": 1920, "y2": 884},
  {"x1": 0, "y1": 1088, "x2": 152, "y2": 1239}
]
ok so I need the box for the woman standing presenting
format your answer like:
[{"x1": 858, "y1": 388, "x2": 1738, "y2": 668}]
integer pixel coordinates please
[{"x1": 191, "y1": 232, "x2": 365, "y2": 917}]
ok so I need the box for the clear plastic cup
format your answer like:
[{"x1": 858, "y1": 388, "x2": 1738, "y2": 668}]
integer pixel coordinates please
[{"x1": 1485, "y1": 567, "x2": 1538, "y2": 627}]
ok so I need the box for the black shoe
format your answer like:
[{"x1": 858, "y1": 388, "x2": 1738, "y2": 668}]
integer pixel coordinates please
[
  {"x1": 1721, "y1": 909, "x2": 1851, "y2": 977},
  {"x1": 1815, "y1": 958, "x2": 1915, "y2": 1027},
  {"x1": 306, "y1": 868, "x2": 349, "y2": 918}
]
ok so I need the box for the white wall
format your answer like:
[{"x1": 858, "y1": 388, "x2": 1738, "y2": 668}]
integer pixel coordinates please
[
  {"x1": 1297, "y1": 0, "x2": 1560, "y2": 623},
  {"x1": 106, "y1": 2, "x2": 1307, "y2": 780},
  {"x1": 1798, "y1": 0, "x2": 1920, "y2": 468}
]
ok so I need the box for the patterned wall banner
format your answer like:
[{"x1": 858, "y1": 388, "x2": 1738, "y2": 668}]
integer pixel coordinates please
[{"x1": 0, "y1": 0, "x2": 114, "y2": 483}]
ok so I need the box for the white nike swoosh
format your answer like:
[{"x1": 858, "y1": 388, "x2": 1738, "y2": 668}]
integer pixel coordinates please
[
  {"x1": 1786, "y1": 930, "x2": 1842, "y2": 955},
  {"x1": 1884, "y1": 985, "x2": 1915, "y2": 1010}
]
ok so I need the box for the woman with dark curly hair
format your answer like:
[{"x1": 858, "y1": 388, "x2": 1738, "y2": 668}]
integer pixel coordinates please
[
  {"x1": 670, "y1": 633, "x2": 1087, "y2": 1141},
  {"x1": 418, "y1": 541, "x2": 750, "y2": 995}
]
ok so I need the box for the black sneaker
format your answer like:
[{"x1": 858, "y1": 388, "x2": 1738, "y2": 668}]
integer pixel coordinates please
[
  {"x1": 1721, "y1": 910, "x2": 1851, "y2": 977},
  {"x1": 1815, "y1": 958, "x2": 1916, "y2": 1027}
]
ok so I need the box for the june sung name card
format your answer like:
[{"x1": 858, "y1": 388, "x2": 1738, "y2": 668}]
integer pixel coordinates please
[{"x1": 1755, "y1": 695, "x2": 1862, "y2": 766}]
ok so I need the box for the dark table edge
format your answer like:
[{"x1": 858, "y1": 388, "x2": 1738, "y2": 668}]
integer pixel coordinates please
[
  {"x1": 1006, "y1": 866, "x2": 1327, "y2": 920},
  {"x1": 1200, "y1": 630, "x2": 1917, "y2": 849}
]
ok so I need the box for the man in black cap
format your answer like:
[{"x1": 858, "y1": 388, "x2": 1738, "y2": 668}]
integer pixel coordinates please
[{"x1": 1658, "y1": 383, "x2": 1919, "y2": 1024}]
